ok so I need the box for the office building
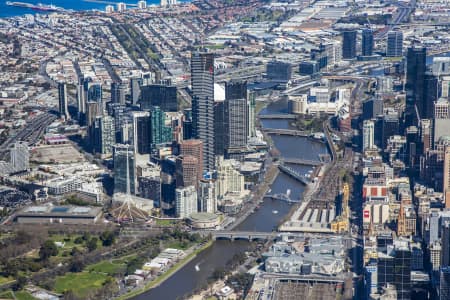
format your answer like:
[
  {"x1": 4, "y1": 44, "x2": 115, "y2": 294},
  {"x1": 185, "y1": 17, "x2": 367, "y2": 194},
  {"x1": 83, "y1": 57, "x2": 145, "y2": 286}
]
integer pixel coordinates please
[
  {"x1": 130, "y1": 77, "x2": 143, "y2": 106},
  {"x1": 432, "y1": 57, "x2": 450, "y2": 76},
  {"x1": 76, "y1": 75, "x2": 86, "y2": 123},
  {"x1": 111, "y1": 82, "x2": 126, "y2": 105},
  {"x1": 138, "y1": 176, "x2": 161, "y2": 207},
  {"x1": 382, "y1": 113, "x2": 399, "y2": 149},
  {"x1": 58, "y1": 82, "x2": 70, "y2": 120},
  {"x1": 150, "y1": 106, "x2": 172, "y2": 150},
  {"x1": 92, "y1": 115, "x2": 115, "y2": 156},
  {"x1": 175, "y1": 185, "x2": 197, "y2": 218},
  {"x1": 175, "y1": 155, "x2": 200, "y2": 189},
  {"x1": 386, "y1": 31, "x2": 403, "y2": 57},
  {"x1": 132, "y1": 111, "x2": 151, "y2": 155},
  {"x1": 224, "y1": 81, "x2": 248, "y2": 151},
  {"x1": 299, "y1": 61, "x2": 319, "y2": 75},
  {"x1": 266, "y1": 61, "x2": 292, "y2": 82},
  {"x1": 394, "y1": 246, "x2": 411, "y2": 300},
  {"x1": 342, "y1": 30, "x2": 357, "y2": 59},
  {"x1": 442, "y1": 221, "x2": 450, "y2": 267},
  {"x1": 424, "y1": 73, "x2": 438, "y2": 119},
  {"x1": 117, "y1": 2, "x2": 126, "y2": 12},
  {"x1": 362, "y1": 98, "x2": 383, "y2": 120},
  {"x1": 114, "y1": 144, "x2": 136, "y2": 194},
  {"x1": 440, "y1": 267, "x2": 450, "y2": 300},
  {"x1": 445, "y1": 147, "x2": 450, "y2": 208},
  {"x1": 179, "y1": 139, "x2": 203, "y2": 179},
  {"x1": 10, "y1": 142, "x2": 29, "y2": 172},
  {"x1": 191, "y1": 51, "x2": 215, "y2": 171},
  {"x1": 137, "y1": 0, "x2": 146, "y2": 9},
  {"x1": 363, "y1": 120, "x2": 375, "y2": 151},
  {"x1": 361, "y1": 28, "x2": 374, "y2": 57},
  {"x1": 214, "y1": 100, "x2": 225, "y2": 157},
  {"x1": 247, "y1": 90, "x2": 256, "y2": 139},
  {"x1": 140, "y1": 84, "x2": 177, "y2": 112},
  {"x1": 406, "y1": 47, "x2": 427, "y2": 121},
  {"x1": 198, "y1": 179, "x2": 216, "y2": 213}
]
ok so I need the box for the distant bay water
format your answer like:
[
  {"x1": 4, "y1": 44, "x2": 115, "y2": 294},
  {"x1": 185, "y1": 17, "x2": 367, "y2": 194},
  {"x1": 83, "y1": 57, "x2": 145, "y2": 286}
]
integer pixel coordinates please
[{"x1": 0, "y1": 0, "x2": 162, "y2": 18}]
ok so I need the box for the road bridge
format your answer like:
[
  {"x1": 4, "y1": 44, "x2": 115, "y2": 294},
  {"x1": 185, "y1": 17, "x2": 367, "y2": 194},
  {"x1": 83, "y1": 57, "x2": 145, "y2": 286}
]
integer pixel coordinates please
[
  {"x1": 198, "y1": 230, "x2": 279, "y2": 241},
  {"x1": 278, "y1": 164, "x2": 309, "y2": 185},
  {"x1": 259, "y1": 114, "x2": 297, "y2": 120},
  {"x1": 264, "y1": 128, "x2": 309, "y2": 137},
  {"x1": 282, "y1": 158, "x2": 322, "y2": 167}
]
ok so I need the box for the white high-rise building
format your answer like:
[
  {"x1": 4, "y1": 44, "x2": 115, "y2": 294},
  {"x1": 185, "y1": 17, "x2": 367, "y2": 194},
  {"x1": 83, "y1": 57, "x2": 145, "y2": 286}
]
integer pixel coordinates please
[
  {"x1": 363, "y1": 120, "x2": 375, "y2": 151},
  {"x1": 216, "y1": 157, "x2": 245, "y2": 199},
  {"x1": 199, "y1": 180, "x2": 216, "y2": 213},
  {"x1": 10, "y1": 142, "x2": 29, "y2": 172},
  {"x1": 105, "y1": 5, "x2": 114, "y2": 13},
  {"x1": 175, "y1": 185, "x2": 197, "y2": 218},
  {"x1": 137, "y1": 0, "x2": 147, "y2": 9},
  {"x1": 117, "y1": 2, "x2": 126, "y2": 12}
]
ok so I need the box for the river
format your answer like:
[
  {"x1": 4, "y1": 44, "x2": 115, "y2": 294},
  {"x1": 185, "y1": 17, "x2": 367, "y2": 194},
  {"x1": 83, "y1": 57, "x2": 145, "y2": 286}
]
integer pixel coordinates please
[{"x1": 134, "y1": 99, "x2": 328, "y2": 299}]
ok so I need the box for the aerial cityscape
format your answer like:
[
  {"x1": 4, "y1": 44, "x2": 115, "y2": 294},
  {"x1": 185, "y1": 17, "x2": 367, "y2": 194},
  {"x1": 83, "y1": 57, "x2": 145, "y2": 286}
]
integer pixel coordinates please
[{"x1": 0, "y1": 0, "x2": 450, "y2": 299}]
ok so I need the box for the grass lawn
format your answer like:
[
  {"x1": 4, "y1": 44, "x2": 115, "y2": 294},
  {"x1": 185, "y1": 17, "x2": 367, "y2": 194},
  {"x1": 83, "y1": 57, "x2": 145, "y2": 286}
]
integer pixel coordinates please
[
  {"x1": 0, "y1": 290, "x2": 14, "y2": 299},
  {"x1": 15, "y1": 291, "x2": 37, "y2": 300},
  {"x1": 0, "y1": 276, "x2": 14, "y2": 285},
  {"x1": 165, "y1": 240, "x2": 192, "y2": 250},
  {"x1": 54, "y1": 272, "x2": 110, "y2": 298},
  {"x1": 86, "y1": 261, "x2": 125, "y2": 276},
  {"x1": 155, "y1": 219, "x2": 177, "y2": 226},
  {"x1": 111, "y1": 254, "x2": 137, "y2": 265}
]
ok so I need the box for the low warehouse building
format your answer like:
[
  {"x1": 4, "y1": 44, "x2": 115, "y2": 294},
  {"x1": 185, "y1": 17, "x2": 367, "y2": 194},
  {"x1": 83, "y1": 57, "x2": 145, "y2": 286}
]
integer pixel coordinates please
[{"x1": 15, "y1": 205, "x2": 102, "y2": 224}]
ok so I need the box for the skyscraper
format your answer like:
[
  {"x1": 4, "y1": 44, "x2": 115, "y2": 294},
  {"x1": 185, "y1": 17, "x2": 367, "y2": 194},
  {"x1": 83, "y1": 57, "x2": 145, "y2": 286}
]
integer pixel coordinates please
[
  {"x1": 342, "y1": 30, "x2": 357, "y2": 59},
  {"x1": 114, "y1": 144, "x2": 136, "y2": 194},
  {"x1": 10, "y1": 142, "x2": 29, "y2": 172},
  {"x1": 140, "y1": 83, "x2": 177, "y2": 112},
  {"x1": 191, "y1": 51, "x2": 215, "y2": 171},
  {"x1": 132, "y1": 111, "x2": 151, "y2": 155},
  {"x1": 386, "y1": 31, "x2": 403, "y2": 57},
  {"x1": 179, "y1": 139, "x2": 203, "y2": 180},
  {"x1": 111, "y1": 82, "x2": 126, "y2": 105},
  {"x1": 199, "y1": 179, "x2": 216, "y2": 213},
  {"x1": 444, "y1": 147, "x2": 450, "y2": 208},
  {"x1": 440, "y1": 266, "x2": 450, "y2": 300},
  {"x1": 363, "y1": 120, "x2": 375, "y2": 151},
  {"x1": 175, "y1": 185, "x2": 197, "y2": 218},
  {"x1": 361, "y1": 28, "x2": 374, "y2": 57},
  {"x1": 130, "y1": 77, "x2": 143, "y2": 106},
  {"x1": 76, "y1": 75, "x2": 86, "y2": 123},
  {"x1": 58, "y1": 82, "x2": 70, "y2": 120},
  {"x1": 247, "y1": 90, "x2": 256, "y2": 139},
  {"x1": 224, "y1": 81, "x2": 249, "y2": 151},
  {"x1": 406, "y1": 47, "x2": 427, "y2": 122},
  {"x1": 394, "y1": 246, "x2": 411, "y2": 300},
  {"x1": 424, "y1": 72, "x2": 438, "y2": 119},
  {"x1": 92, "y1": 115, "x2": 115, "y2": 156},
  {"x1": 150, "y1": 106, "x2": 172, "y2": 150},
  {"x1": 175, "y1": 155, "x2": 199, "y2": 189}
]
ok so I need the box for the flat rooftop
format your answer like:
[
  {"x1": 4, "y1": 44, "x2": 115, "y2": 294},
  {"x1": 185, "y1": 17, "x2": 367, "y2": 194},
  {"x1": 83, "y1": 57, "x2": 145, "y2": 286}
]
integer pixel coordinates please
[{"x1": 17, "y1": 205, "x2": 102, "y2": 218}]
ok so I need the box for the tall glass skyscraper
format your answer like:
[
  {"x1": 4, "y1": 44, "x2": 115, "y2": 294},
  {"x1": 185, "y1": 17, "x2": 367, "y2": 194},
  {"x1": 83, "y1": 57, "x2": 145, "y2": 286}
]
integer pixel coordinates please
[
  {"x1": 224, "y1": 81, "x2": 248, "y2": 150},
  {"x1": 361, "y1": 28, "x2": 374, "y2": 57},
  {"x1": 342, "y1": 30, "x2": 357, "y2": 59},
  {"x1": 191, "y1": 51, "x2": 215, "y2": 172},
  {"x1": 386, "y1": 31, "x2": 403, "y2": 57},
  {"x1": 150, "y1": 106, "x2": 172, "y2": 150},
  {"x1": 406, "y1": 47, "x2": 427, "y2": 122}
]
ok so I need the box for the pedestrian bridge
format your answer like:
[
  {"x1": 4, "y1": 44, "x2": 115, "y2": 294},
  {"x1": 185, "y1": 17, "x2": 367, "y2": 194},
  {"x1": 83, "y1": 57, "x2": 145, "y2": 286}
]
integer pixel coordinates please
[
  {"x1": 198, "y1": 230, "x2": 279, "y2": 241},
  {"x1": 259, "y1": 114, "x2": 297, "y2": 120}
]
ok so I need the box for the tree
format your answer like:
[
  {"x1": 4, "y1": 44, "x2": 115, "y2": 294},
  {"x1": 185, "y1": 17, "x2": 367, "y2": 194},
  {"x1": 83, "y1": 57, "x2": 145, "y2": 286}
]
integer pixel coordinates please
[
  {"x1": 70, "y1": 247, "x2": 82, "y2": 257},
  {"x1": 13, "y1": 276, "x2": 27, "y2": 291},
  {"x1": 100, "y1": 231, "x2": 115, "y2": 247},
  {"x1": 86, "y1": 238, "x2": 98, "y2": 252},
  {"x1": 39, "y1": 240, "x2": 58, "y2": 261},
  {"x1": 69, "y1": 257, "x2": 84, "y2": 273}
]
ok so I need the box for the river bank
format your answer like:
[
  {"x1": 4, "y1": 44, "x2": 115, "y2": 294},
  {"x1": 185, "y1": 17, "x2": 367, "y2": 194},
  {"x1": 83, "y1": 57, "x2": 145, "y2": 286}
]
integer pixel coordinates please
[{"x1": 118, "y1": 240, "x2": 214, "y2": 300}]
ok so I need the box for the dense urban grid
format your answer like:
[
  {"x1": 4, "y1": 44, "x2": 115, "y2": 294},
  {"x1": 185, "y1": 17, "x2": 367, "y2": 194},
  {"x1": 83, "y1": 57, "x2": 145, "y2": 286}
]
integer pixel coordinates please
[{"x1": 1, "y1": 0, "x2": 450, "y2": 299}]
